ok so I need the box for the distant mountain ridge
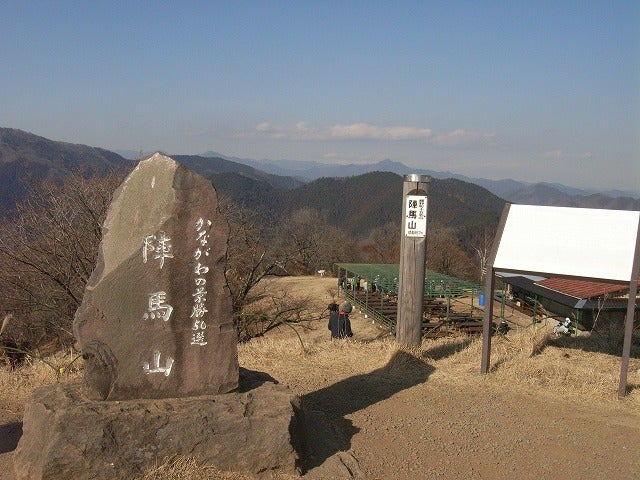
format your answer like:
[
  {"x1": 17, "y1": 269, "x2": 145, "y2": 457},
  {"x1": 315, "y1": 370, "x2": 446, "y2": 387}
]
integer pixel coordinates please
[
  {"x1": 200, "y1": 150, "x2": 640, "y2": 207},
  {"x1": 172, "y1": 155, "x2": 303, "y2": 191},
  {"x1": 1, "y1": 128, "x2": 637, "y2": 216},
  {"x1": 0, "y1": 129, "x2": 304, "y2": 212},
  {"x1": 0, "y1": 127, "x2": 130, "y2": 171},
  {"x1": 504, "y1": 183, "x2": 640, "y2": 210},
  {"x1": 0, "y1": 129, "x2": 504, "y2": 241}
]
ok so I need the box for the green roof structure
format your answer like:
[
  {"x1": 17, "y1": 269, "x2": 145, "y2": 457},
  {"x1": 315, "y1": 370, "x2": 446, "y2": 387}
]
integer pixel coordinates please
[
  {"x1": 334, "y1": 263, "x2": 483, "y2": 296},
  {"x1": 334, "y1": 263, "x2": 486, "y2": 334}
]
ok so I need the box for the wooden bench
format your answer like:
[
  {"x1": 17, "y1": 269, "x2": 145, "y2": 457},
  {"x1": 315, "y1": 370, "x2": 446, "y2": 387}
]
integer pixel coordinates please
[
  {"x1": 423, "y1": 331, "x2": 451, "y2": 339},
  {"x1": 422, "y1": 321, "x2": 443, "y2": 329},
  {"x1": 453, "y1": 321, "x2": 483, "y2": 334}
]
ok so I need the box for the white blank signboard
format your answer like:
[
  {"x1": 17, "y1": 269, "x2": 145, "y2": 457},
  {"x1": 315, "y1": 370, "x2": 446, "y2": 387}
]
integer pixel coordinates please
[{"x1": 493, "y1": 205, "x2": 639, "y2": 282}]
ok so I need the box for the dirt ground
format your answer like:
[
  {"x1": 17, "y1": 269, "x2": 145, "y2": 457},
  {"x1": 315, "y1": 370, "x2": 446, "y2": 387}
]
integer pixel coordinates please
[
  {"x1": 2, "y1": 275, "x2": 639, "y2": 479},
  {"x1": 244, "y1": 276, "x2": 640, "y2": 479}
]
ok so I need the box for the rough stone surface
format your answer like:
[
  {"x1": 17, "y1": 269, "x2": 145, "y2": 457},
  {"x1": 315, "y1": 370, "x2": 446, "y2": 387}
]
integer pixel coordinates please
[
  {"x1": 73, "y1": 152, "x2": 238, "y2": 400},
  {"x1": 13, "y1": 371, "x2": 303, "y2": 480}
]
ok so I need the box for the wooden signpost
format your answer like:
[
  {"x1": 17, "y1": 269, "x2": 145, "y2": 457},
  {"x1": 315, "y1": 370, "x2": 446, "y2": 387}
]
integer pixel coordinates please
[{"x1": 396, "y1": 174, "x2": 430, "y2": 346}]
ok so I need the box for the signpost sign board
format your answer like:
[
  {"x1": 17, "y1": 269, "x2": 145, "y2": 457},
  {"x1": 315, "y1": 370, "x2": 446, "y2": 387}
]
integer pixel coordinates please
[{"x1": 404, "y1": 195, "x2": 427, "y2": 237}]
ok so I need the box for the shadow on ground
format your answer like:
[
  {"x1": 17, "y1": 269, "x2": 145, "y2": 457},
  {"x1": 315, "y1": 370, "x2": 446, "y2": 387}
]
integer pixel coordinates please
[
  {"x1": 421, "y1": 337, "x2": 473, "y2": 361},
  {"x1": 0, "y1": 422, "x2": 22, "y2": 454},
  {"x1": 552, "y1": 331, "x2": 640, "y2": 359},
  {"x1": 237, "y1": 367, "x2": 279, "y2": 392},
  {"x1": 300, "y1": 350, "x2": 434, "y2": 473}
]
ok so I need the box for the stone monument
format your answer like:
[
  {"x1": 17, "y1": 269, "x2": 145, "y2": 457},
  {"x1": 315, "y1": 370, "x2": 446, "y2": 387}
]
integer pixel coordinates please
[
  {"x1": 14, "y1": 153, "x2": 304, "y2": 479},
  {"x1": 73, "y1": 152, "x2": 238, "y2": 400}
]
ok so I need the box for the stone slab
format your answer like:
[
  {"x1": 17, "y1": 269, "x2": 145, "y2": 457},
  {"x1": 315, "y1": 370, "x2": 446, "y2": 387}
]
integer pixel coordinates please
[{"x1": 13, "y1": 373, "x2": 302, "y2": 480}]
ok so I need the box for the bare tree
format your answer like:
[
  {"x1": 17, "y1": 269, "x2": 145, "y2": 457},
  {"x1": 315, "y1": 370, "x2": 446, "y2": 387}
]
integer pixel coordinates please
[
  {"x1": 427, "y1": 228, "x2": 475, "y2": 280},
  {"x1": 236, "y1": 289, "x2": 315, "y2": 343},
  {"x1": 0, "y1": 169, "x2": 125, "y2": 349},
  {"x1": 361, "y1": 221, "x2": 401, "y2": 263},
  {"x1": 275, "y1": 207, "x2": 353, "y2": 274},
  {"x1": 220, "y1": 198, "x2": 292, "y2": 312},
  {"x1": 470, "y1": 226, "x2": 495, "y2": 282},
  {"x1": 221, "y1": 201, "x2": 356, "y2": 342}
]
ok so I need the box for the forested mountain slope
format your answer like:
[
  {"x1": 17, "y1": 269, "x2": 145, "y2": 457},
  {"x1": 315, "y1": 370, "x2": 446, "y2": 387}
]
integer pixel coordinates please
[
  {"x1": 210, "y1": 171, "x2": 505, "y2": 238},
  {"x1": 0, "y1": 128, "x2": 132, "y2": 211}
]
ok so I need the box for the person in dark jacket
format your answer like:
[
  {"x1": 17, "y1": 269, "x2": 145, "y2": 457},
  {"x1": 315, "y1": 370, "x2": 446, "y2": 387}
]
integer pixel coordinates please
[
  {"x1": 328, "y1": 301, "x2": 353, "y2": 339},
  {"x1": 327, "y1": 302, "x2": 341, "y2": 339}
]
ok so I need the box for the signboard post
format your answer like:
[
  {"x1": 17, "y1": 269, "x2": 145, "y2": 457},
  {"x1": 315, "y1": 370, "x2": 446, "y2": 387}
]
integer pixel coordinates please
[
  {"x1": 481, "y1": 204, "x2": 640, "y2": 398},
  {"x1": 396, "y1": 174, "x2": 430, "y2": 346}
]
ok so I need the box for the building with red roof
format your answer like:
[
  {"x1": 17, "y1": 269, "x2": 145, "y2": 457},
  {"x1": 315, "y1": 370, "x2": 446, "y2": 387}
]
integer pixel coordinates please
[{"x1": 497, "y1": 273, "x2": 638, "y2": 330}]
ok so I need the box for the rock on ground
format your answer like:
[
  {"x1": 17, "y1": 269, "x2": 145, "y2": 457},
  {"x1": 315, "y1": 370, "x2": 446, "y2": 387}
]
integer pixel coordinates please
[{"x1": 14, "y1": 370, "x2": 302, "y2": 480}]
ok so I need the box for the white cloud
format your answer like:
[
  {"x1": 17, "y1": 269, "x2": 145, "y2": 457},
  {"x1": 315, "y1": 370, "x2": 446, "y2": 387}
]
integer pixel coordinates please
[
  {"x1": 251, "y1": 121, "x2": 432, "y2": 141},
  {"x1": 249, "y1": 121, "x2": 323, "y2": 140},
  {"x1": 250, "y1": 122, "x2": 495, "y2": 148},
  {"x1": 544, "y1": 149, "x2": 593, "y2": 160},
  {"x1": 433, "y1": 129, "x2": 496, "y2": 147},
  {"x1": 329, "y1": 123, "x2": 432, "y2": 140},
  {"x1": 255, "y1": 122, "x2": 272, "y2": 132}
]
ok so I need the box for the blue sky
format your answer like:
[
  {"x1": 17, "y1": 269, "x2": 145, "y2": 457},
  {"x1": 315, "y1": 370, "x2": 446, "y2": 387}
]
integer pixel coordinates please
[{"x1": 1, "y1": 1, "x2": 639, "y2": 192}]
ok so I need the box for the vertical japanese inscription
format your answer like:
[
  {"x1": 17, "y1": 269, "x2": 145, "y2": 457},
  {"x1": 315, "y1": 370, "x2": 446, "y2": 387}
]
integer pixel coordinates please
[
  {"x1": 142, "y1": 231, "x2": 174, "y2": 268},
  {"x1": 141, "y1": 231, "x2": 175, "y2": 375},
  {"x1": 405, "y1": 195, "x2": 428, "y2": 237},
  {"x1": 191, "y1": 217, "x2": 212, "y2": 346}
]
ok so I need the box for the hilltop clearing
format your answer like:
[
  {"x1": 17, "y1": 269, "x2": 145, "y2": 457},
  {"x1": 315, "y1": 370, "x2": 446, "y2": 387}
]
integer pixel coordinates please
[{"x1": 1, "y1": 276, "x2": 639, "y2": 479}]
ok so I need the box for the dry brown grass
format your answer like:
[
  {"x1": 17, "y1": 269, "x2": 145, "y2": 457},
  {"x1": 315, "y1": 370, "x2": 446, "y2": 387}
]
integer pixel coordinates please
[
  {"x1": 134, "y1": 456, "x2": 299, "y2": 480},
  {"x1": 0, "y1": 350, "x2": 83, "y2": 418},
  {"x1": 239, "y1": 335, "x2": 402, "y2": 402},
  {"x1": 428, "y1": 322, "x2": 640, "y2": 406},
  {"x1": 237, "y1": 302, "x2": 640, "y2": 408}
]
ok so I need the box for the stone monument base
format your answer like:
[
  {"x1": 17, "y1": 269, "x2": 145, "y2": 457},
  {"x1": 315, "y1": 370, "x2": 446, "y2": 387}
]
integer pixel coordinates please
[{"x1": 14, "y1": 370, "x2": 303, "y2": 479}]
